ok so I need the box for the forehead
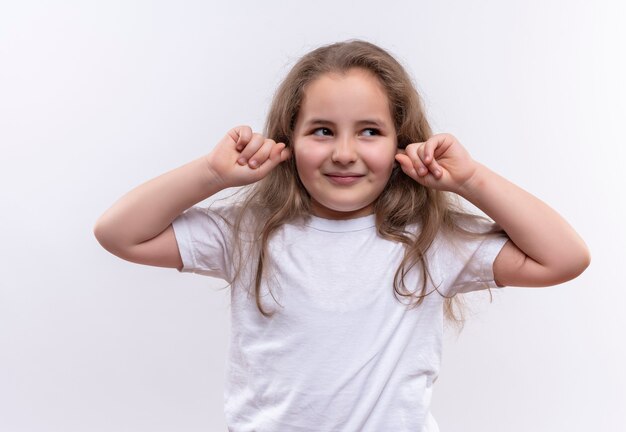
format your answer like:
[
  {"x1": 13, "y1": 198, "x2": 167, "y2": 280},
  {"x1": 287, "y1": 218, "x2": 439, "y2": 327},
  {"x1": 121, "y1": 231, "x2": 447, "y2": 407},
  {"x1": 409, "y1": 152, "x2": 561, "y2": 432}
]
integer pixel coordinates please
[{"x1": 298, "y1": 68, "x2": 393, "y2": 125}]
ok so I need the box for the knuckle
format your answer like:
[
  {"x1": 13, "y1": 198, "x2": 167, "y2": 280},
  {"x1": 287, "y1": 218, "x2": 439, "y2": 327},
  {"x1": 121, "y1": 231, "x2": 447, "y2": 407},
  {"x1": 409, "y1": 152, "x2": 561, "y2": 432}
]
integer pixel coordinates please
[{"x1": 236, "y1": 125, "x2": 252, "y2": 138}]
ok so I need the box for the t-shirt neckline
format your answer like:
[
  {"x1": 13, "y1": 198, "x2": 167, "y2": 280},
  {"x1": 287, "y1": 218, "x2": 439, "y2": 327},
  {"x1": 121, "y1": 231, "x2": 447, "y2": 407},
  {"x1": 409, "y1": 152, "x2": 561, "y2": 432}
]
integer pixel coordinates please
[{"x1": 304, "y1": 213, "x2": 376, "y2": 232}]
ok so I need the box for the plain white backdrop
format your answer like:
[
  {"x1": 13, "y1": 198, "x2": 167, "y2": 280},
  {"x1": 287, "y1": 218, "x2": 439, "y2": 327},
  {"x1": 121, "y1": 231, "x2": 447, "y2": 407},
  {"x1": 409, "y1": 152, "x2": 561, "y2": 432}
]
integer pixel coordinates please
[{"x1": 1, "y1": 0, "x2": 624, "y2": 431}]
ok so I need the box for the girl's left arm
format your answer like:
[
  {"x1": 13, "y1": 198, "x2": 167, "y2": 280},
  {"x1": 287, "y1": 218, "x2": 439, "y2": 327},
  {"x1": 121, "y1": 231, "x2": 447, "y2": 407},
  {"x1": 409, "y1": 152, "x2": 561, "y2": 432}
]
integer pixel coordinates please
[
  {"x1": 396, "y1": 133, "x2": 591, "y2": 288},
  {"x1": 458, "y1": 162, "x2": 590, "y2": 287}
]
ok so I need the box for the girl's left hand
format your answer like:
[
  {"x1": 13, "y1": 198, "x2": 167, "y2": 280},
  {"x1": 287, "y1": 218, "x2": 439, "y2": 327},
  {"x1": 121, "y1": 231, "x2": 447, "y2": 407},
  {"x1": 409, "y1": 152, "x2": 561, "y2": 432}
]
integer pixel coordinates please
[{"x1": 395, "y1": 133, "x2": 479, "y2": 193}]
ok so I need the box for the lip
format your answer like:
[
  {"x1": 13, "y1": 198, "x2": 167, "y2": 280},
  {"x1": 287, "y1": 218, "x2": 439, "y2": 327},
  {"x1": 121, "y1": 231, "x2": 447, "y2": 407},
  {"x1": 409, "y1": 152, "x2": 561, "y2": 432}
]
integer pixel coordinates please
[{"x1": 324, "y1": 173, "x2": 365, "y2": 185}]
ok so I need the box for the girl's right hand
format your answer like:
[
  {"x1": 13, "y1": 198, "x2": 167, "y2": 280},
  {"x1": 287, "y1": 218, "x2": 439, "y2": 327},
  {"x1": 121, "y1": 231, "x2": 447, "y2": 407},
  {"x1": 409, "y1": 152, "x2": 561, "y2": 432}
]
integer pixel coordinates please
[{"x1": 205, "y1": 125, "x2": 291, "y2": 188}]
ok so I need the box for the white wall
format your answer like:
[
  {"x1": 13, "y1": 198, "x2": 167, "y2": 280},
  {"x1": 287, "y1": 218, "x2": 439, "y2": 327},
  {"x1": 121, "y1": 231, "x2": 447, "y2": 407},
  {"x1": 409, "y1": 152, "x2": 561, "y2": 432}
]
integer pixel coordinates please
[{"x1": 1, "y1": 1, "x2": 624, "y2": 431}]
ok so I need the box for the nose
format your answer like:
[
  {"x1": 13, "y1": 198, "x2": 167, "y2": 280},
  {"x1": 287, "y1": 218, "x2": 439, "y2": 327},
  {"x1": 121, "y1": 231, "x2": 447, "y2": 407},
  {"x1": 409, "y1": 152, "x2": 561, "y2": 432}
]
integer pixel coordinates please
[{"x1": 331, "y1": 134, "x2": 358, "y2": 164}]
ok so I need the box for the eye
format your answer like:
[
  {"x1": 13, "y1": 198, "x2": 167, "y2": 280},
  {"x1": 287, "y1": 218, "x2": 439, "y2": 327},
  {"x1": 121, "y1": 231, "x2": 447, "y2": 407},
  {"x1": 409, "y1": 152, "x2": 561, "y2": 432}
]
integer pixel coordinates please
[
  {"x1": 362, "y1": 128, "x2": 380, "y2": 136},
  {"x1": 312, "y1": 127, "x2": 332, "y2": 136}
]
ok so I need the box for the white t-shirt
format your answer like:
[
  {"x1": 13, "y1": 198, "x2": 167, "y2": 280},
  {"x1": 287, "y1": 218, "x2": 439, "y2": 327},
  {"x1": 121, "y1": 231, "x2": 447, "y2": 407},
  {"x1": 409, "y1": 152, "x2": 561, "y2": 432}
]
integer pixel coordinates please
[{"x1": 172, "y1": 204, "x2": 509, "y2": 432}]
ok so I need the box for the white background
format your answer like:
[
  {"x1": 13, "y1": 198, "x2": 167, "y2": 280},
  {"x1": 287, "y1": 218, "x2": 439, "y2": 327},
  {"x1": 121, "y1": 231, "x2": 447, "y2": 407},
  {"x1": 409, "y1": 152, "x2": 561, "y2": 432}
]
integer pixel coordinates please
[{"x1": 1, "y1": 1, "x2": 624, "y2": 431}]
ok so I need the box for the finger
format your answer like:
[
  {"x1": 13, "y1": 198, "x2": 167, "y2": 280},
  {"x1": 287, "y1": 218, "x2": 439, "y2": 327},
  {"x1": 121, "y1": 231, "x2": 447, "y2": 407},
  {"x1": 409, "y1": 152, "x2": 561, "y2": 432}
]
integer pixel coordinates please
[
  {"x1": 256, "y1": 143, "x2": 289, "y2": 176},
  {"x1": 409, "y1": 144, "x2": 429, "y2": 177},
  {"x1": 237, "y1": 133, "x2": 266, "y2": 165},
  {"x1": 248, "y1": 138, "x2": 276, "y2": 169},
  {"x1": 427, "y1": 160, "x2": 443, "y2": 178},
  {"x1": 395, "y1": 153, "x2": 419, "y2": 180},
  {"x1": 279, "y1": 145, "x2": 292, "y2": 162},
  {"x1": 271, "y1": 143, "x2": 289, "y2": 162},
  {"x1": 229, "y1": 125, "x2": 253, "y2": 152},
  {"x1": 422, "y1": 137, "x2": 435, "y2": 163},
  {"x1": 421, "y1": 138, "x2": 443, "y2": 178}
]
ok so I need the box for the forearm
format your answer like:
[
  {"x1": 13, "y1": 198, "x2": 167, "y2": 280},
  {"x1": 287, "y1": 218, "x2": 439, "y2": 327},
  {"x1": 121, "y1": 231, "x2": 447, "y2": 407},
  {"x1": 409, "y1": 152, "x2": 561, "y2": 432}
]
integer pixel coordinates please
[
  {"x1": 458, "y1": 162, "x2": 589, "y2": 271},
  {"x1": 94, "y1": 155, "x2": 222, "y2": 249}
]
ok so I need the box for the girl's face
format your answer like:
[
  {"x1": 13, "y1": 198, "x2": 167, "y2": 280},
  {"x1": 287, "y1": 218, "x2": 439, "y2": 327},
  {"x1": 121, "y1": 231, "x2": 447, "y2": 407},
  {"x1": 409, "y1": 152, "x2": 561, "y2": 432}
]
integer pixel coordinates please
[{"x1": 292, "y1": 68, "x2": 398, "y2": 220}]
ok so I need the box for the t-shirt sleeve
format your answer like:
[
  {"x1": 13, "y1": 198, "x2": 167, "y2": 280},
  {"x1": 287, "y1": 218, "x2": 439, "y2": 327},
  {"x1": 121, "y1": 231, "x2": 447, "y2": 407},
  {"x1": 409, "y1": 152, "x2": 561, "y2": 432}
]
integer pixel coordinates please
[
  {"x1": 433, "y1": 219, "x2": 509, "y2": 295},
  {"x1": 450, "y1": 234, "x2": 509, "y2": 294},
  {"x1": 171, "y1": 205, "x2": 234, "y2": 281}
]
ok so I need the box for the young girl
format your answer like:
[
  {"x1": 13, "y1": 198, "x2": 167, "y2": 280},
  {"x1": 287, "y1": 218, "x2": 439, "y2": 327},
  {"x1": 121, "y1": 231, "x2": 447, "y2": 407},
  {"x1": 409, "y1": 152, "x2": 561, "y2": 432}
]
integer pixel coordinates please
[{"x1": 94, "y1": 40, "x2": 590, "y2": 431}]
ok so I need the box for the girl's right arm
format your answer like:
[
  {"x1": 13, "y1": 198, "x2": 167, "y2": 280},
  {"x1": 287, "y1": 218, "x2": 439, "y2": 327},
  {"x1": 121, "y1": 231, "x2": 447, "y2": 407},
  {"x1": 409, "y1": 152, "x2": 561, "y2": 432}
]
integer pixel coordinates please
[{"x1": 93, "y1": 126, "x2": 290, "y2": 269}]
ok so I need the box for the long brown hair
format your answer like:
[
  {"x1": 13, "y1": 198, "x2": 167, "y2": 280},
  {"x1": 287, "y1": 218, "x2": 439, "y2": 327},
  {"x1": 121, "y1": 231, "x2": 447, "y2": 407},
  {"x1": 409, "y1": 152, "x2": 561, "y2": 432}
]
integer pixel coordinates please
[{"x1": 228, "y1": 40, "x2": 500, "y2": 326}]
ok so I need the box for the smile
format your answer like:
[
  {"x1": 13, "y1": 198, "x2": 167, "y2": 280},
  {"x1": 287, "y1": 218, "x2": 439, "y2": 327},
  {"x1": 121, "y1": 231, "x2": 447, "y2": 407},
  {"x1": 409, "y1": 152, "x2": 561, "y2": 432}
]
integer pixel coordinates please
[{"x1": 324, "y1": 173, "x2": 365, "y2": 185}]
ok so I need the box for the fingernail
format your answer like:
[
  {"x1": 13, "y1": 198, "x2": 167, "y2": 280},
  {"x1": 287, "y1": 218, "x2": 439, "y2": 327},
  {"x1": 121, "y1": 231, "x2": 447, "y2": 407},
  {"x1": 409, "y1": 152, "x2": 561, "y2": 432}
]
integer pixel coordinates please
[
  {"x1": 237, "y1": 157, "x2": 246, "y2": 165},
  {"x1": 434, "y1": 169, "x2": 441, "y2": 177},
  {"x1": 249, "y1": 160, "x2": 258, "y2": 168}
]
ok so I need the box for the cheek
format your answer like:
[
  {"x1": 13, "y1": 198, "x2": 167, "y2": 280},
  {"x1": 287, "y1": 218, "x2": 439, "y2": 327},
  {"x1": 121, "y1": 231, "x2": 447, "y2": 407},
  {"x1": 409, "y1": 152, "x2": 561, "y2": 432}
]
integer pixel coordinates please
[
  {"x1": 365, "y1": 148, "x2": 397, "y2": 176},
  {"x1": 294, "y1": 143, "x2": 327, "y2": 176}
]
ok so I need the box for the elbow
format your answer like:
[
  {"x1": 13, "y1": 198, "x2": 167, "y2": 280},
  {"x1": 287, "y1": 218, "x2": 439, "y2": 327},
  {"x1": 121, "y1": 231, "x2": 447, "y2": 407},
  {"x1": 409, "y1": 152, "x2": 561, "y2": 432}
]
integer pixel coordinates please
[
  {"x1": 558, "y1": 244, "x2": 591, "y2": 284},
  {"x1": 93, "y1": 216, "x2": 123, "y2": 257},
  {"x1": 537, "y1": 244, "x2": 591, "y2": 287},
  {"x1": 93, "y1": 217, "x2": 145, "y2": 264},
  {"x1": 93, "y1": 217, "x2": 112, "y2": 251},
  {"x1": 575, "y1": 245, "x2": 591, "y2": 277}
]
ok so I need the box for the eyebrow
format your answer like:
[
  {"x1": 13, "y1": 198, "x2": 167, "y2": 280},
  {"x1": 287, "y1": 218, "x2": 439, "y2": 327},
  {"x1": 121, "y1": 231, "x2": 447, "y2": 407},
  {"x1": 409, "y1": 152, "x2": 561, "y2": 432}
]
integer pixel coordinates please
[{"x1": 304, "y1": 118, "x2": 388, "y2": 128}]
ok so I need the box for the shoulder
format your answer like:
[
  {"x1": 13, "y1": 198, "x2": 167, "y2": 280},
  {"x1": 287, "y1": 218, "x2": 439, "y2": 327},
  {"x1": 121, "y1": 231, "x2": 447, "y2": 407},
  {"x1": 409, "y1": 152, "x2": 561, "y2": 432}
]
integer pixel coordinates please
[
  {"x1": 434, "y1": 213, "x2": 505, "y2": 252},
  {"x1": 172, "y1": 200, "x2": 269, "y2": 253},
  {"x1": 180, "y1": 199, "x2": 263, "y2": 227},
  {"x1": 424, "y1": 214, "x2": 509, "y2": 292}
]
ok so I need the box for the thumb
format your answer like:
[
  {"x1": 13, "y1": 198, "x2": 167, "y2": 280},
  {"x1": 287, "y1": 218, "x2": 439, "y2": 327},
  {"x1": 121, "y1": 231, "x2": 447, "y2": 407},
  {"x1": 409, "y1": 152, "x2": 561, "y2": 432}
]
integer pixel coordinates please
[{"x1": 228, "y1": 125, "x2": 253, "y2": 151}]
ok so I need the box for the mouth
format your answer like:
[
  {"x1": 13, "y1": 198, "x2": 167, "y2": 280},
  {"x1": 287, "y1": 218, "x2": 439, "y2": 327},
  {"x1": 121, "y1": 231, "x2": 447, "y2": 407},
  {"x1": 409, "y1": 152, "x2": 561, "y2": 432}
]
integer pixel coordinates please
[{"x1": 324, "y1": 172, "x2": 365, "y2": 185}]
